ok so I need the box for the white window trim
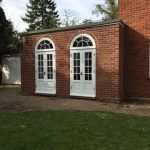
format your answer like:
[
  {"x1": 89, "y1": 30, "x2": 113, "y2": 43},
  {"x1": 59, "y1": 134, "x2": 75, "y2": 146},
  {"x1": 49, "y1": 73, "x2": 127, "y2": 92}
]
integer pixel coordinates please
[
  {"x1": 35, "y1": 38, "x2": 55, "y2": 52},
  {"x1": 70, "y1": 34, "x2": 96, "y2": 50}
]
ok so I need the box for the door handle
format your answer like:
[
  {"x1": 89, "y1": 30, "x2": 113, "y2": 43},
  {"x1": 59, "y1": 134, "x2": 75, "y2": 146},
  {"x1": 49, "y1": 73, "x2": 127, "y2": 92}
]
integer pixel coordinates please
[
  {"x1": 44, "y1": 72, "x2": 45, "y2": 75},
  {"x1": 80, "y1": 72, "x2": 83, "y2": 75}
]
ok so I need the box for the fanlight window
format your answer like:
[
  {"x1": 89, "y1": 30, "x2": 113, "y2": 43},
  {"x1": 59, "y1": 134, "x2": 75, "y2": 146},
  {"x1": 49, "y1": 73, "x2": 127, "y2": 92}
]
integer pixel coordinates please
[
  {"x1": 37, "y1": 40, "x2": 53, "y2": 50},
  {"x1": 73, "y1": 36, "x2": 93, "y2": 48}
]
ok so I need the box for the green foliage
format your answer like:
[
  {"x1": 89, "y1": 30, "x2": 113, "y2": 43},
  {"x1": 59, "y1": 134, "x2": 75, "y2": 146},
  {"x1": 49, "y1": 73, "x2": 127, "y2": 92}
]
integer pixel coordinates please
[
  {"x1": 0, "y1": 110, "x2": 150, "y2": 149},
  {"x1": 22, "y1": 0, "x2": 60, "y2": 31},
  {"x1": 93, "y1": 0, "x2": 118, "y2": 21},
  {"x1": 0, "y1": 7, "x2": 19, "y2": 53}
]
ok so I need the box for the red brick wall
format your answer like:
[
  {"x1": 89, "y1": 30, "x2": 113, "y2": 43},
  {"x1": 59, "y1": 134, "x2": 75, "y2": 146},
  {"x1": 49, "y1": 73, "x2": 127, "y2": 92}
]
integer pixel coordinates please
[
  {"x1": 21, "y1": 24, "x2": 123, "y2": 102},
  {"x1": 119, "y1": 0, "x2": 150, "y2": 99}
]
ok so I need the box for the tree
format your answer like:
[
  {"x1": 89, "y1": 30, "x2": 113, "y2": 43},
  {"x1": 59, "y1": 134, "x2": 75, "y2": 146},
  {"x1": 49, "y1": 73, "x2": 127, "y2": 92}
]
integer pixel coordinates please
[
  {"x1": 61, "y1": 9, "x2": 80, "y2": 27},
  {"x1": 0, "y1": 7, "x2": 18, "y2": 53},
  {"x1": 92, "y1": 0, "x2": 118, "y2": 21},
  {"x1": 22, "y1": 0, "x2": 60, "y2": 31},
  {"x1": 82, "y1": 19, "x2": 93, "y2": 24}
]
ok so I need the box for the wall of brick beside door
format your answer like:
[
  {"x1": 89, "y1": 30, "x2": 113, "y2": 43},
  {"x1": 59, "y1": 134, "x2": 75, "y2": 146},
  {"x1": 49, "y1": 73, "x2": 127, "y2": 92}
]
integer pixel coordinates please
[{"x1": 119, "y1": 0, "x2": 150, "y2": 100}]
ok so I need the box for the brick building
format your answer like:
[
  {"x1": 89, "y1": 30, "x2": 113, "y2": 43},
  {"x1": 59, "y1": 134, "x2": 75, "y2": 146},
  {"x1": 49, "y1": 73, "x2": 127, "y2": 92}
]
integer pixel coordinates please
[{"x1": 20, "y1": 0, "x2": 150, "y2": 102}]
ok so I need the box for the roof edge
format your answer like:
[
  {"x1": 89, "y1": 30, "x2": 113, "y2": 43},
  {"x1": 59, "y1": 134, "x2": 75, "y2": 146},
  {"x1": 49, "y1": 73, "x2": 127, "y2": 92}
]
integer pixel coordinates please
[{"x1": 19, "y1": 19, "x2": 126, "y2": 36}]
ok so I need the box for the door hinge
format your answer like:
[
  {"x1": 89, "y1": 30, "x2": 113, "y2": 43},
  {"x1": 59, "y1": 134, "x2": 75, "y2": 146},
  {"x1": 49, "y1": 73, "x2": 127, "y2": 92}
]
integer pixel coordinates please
[
  {"x1": 71, "y1": 70, "x2": 72, "y2": 73},
  {"x1": 70, "y1": 54, "x2": 72, "y2": 57},
  {"x1": 71, "y1": 86, "x2": 72, "y2": 89},
  {"x1": 94, "y1": 87, "x2": 95, "y2": 91}
]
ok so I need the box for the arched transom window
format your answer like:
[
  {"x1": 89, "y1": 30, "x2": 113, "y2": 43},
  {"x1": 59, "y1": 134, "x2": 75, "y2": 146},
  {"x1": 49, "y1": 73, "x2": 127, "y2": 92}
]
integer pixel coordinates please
[
  {"x1": 71, "y1": 34, "x2": 96, "y2": 49},
  {"x1": 36, "y1": 38, "x2": 55, "y2": 51}
]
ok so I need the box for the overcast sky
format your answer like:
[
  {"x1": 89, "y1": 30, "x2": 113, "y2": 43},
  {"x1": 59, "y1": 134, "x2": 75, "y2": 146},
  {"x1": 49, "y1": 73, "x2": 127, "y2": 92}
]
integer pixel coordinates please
[{"x1": 1, "y1": 0, "x2": 103, "y2": 32}]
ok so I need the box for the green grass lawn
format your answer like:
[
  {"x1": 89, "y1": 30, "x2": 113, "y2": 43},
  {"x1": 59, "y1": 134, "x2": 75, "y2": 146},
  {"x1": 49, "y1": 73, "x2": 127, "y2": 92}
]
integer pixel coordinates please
[{"x1": 0, "y1": 110, "x2": 150, "y2": 150}]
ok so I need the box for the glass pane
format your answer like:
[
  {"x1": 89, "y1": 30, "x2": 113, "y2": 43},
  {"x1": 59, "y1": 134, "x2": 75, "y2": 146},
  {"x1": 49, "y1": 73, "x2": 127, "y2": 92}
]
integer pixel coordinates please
[
  {"x1": 47, "y1": 54, "x2": 53, "y2": 79},
  {"x1": 48, "y1": 74, "x2": 50, "y2": 79},
  {"x1": 51, "y1": 74, "x2": 53, "y2": 79},
  {"x1": 41, "y1": 67, "x2": 43, "y2": 72},
  {"x1": 41, "y1": 45, "x2": 45, "y2": 49},
  {"x1": 73, "y1": 53, "x2": 80, "y2": 80},
  {"x1": 89, "y1": 52, "x2": 92, "y2": 59},
  {"x1": 74, "y1": 60, "x2": 77, "y2": 66},
  {"x1": 77, "y1": 74, "x2": 80, "y2": 80},
  {"x1": 50, "y1": 67, "x2": 53, "y2": 73},
  {"x1": 89, "y1": 60, "x2": 92, "y2": 66},
  {"x1": 73, "y1": 41, "x2": 78, "y2": 47},
  {"x1": 77, "y1": 60, "x2": 80, "y2": 66},
  {"x1": 89, "y1": 74, "x2": 92, "y2": 80},
  {"x1": 49, "y1": 43, "x2": 53, "y2": 49},
  {"x1": 45, "y1": 40, "x2": 49, "y2": 44},
  {"x1": 48, "y1": 67, "x2": 50, "y2": 73},
  {"x1": 45, "y1": 44, "x2": 49, "y2": 49},
  {"x1": 77, "y1": 67, "x2": 80, "y2": 73},
  {"x1": 74, "y1": 74, "x2": 77, "y2": 80},
  {"x1": 40, "y1": 41, "x2": 45, "y2": 45},
  {"x1": 83, "y1": 36, "x2": 89, "y2": 42},
  {"x1": 76, "y1": 37, "x2": 82, "y2": 42},
  {"x1": 78, "y1": 41, "x2": 82, "y2": 47},
  {"x1": 88, "y1": 41, "x2": 93, "y2": 46},
  {"x1": 85, "y1": 67, "x2": 88, "y2": 73},
  {"x1": 41, "y1": 61, "x2": 43, "y2": 66},
  {"x1": 74, "y1": 74, "x2": 80, "y2": 80},
  {"x1": 50, "y1": 61, "x2": 53, "y2": 66},
  {"x1": 83, "y1": 41, "x2": 88, "y2": 47},
  {"x1": 37, "y1": 44, "x2": 41, "y2": 50},
  {"x1": 38, "y1": 55, "x2": 40, "y2": 60},
  {"x1": 77, "y1": 53, "x2": 80, "y2": 59},
  {"x1": 85, "y1": 60, "x2": 88, "y2": 66},
  {"x1": 74, "y1": 67, "x2": 76, "y2": 73},
  {"x1": 89, "y1": 67, "x2": 92, "y2": 73},
  {"x1": 50, "y1": 54, "x2": 52, "y2": 60},
  {"x1": 85, "y1": 74, "x2": 88, "y2": 80},
  {"x1": 38, "y1": 54, "x2": 44, "y2": 79},
  {"x1": 74, "y1": 67, "x2": 80, "y2": 73},
  {"x1": 74, "y1": 53, "x2": 76, "y2": 59},
  {"x1": 37, "y1": 40, "x2": 54, "y2": 50},
  {"x1": 85, "y1": 53, "x2": 89, "y2": 60}
]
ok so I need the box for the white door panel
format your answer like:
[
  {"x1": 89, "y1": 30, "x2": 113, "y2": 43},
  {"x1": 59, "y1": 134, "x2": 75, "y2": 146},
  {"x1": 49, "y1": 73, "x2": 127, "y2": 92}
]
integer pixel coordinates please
[
  {"x1": 35, "y1": 52, "x2": 56, "y2": 94},
  {"x1": 70, "y1": 49, "x2": 96, "y2": 97}
]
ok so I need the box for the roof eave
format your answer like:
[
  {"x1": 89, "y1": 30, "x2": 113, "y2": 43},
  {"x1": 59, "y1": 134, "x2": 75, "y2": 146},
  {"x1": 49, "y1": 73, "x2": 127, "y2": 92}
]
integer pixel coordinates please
[{"x1": 19, "y1": 19, "x2": 126, "y2": 36}]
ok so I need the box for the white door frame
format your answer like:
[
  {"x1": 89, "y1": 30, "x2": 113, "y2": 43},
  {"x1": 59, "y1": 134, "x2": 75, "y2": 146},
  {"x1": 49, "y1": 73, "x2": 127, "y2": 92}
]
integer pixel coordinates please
[
  {"x1": 70, "y1": 34, "x2": 96, "y2": 97},
  {"x1": 35, "y1": 38, "x2": 56, "y2": 94}
]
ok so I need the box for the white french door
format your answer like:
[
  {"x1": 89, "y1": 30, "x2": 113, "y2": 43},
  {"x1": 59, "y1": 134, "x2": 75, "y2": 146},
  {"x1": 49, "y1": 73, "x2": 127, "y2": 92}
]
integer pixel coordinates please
[
  {"x1": 35, "y1": 52, "x2": 56, "y2": 94},
  {"x1": 70, "y1": 49, "x2": 96, "y2": 97}
]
